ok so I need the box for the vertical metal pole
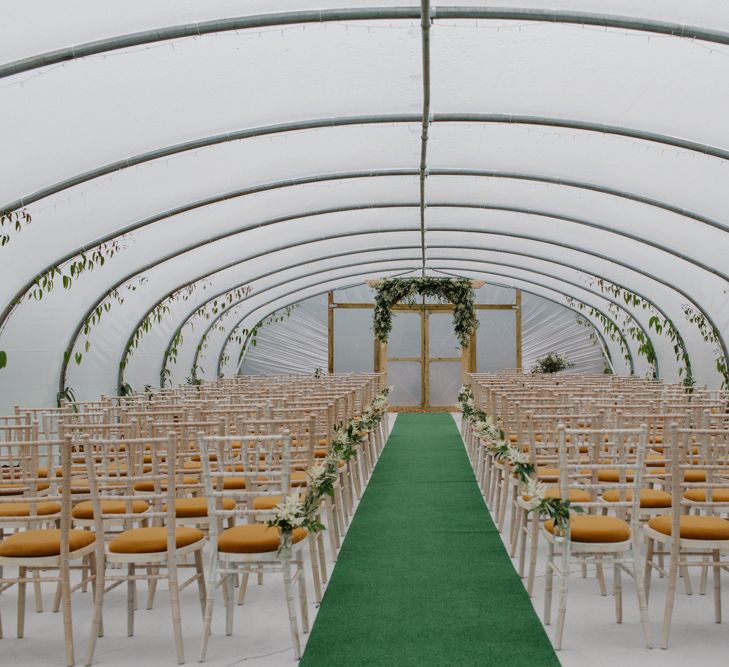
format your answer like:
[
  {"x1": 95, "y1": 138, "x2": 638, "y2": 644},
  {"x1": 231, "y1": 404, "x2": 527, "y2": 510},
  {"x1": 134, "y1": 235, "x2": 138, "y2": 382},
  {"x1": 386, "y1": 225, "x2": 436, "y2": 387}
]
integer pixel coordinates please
[
  {"x1": 515, "y1": 288, "x2": 523, "y2": 371},
  {"x1": 327, "y1": 291, "x2": 334, "y2": 373}
]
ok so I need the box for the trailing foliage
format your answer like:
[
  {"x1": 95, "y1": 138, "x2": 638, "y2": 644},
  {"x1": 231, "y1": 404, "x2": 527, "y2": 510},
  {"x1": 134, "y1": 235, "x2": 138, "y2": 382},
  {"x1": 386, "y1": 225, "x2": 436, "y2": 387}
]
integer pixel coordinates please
[
  {"x1": 268, "y1": 386, "x2": 391, "y2": 555},
  {"x1": 373, "y1": 277, "x2": 477, "y2": 347},
  {"x1": 587, "y1": 278, "x2": 693, "y2": 386},
  {"x1": 462, "y1": 391, "x2": 581, "y2": 532},
  {"x1": 682, "y1": 304, "x2": 729, "y2": 388},
  {"x1": 0, "y1": 208, "x2": 31, "y2": 247},
  {"x1": 565, "y1": 296, "x2": 634, "y2": 373}
]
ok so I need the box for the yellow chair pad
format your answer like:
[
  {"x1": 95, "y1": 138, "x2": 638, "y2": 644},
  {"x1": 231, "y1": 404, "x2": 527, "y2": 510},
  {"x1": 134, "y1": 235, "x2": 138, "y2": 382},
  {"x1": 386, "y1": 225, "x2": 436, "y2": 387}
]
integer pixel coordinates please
[
  {"x1": 109, "y1": 527, "x2": 204, "y2": 554},
  {"x1": 522, "y1": 488, "x2": 591, "y2": 503},
  {"x1": 0, "y1": 501, "x2": 61, "y2": 517},
  {"x1": 648, "y1": 514, "x2": 729, "y2": 540},
  {"x1": 684, "y1": 488, "x2": 729, "y2": 503},
  {"x1": 683, "y1": 469, "x2": 707, "y2": 483},
  {"x1": 314, "y1": 448, "x2": 328, "y2": 458},
  {"x1": 290, "y1": 471, "x2": 308, "y2": 487},
  {"x1": 252, "y1": 494, "x2": 307, "y2": 511},
  {"x1": 597, "y1": 469, "x2": 635, "y2": 483},
  {"x1": 133, "y1": 476, "x2": 199, "y2": 492},
  {"x1": 545, "y1": 515, "x2": 630, "y2": 543},
  {"x1": 172, "y1": 497, "x2": 235, "y2": 518},
  {"x1": 318, "y1": 439, "x2": 328, "y2": 447},
  {"x1": 0, "y1": 529, "x2": 95, "y2": 558},
  {"x1": 72, "y1": 499, "x2": 150, "y2": 519},
  {"x1": 537, "y1": 467, "x2": 560, "y2": 481},
  {"x1": 602, "y1": 489, "x2": 672, "y2": 508},
  {"x1": 217, "y1": 524, "x2": 307, "y2": 554}
]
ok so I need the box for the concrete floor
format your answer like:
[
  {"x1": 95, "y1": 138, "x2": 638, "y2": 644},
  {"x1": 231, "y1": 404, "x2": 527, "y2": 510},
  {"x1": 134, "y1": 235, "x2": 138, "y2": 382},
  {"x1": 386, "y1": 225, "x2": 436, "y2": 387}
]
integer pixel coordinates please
[{"x1": 2, "y1": 414, "x2": 727, "y2": 666}]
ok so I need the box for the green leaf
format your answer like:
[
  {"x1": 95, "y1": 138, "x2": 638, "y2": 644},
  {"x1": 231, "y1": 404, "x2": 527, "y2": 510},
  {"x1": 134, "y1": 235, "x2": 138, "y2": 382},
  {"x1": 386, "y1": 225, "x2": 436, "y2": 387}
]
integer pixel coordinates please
[
  {"x1": 75, "y1": 352, "x2": 83, "y2": 365},
  {"x1": 0, "y1": 350, "x2": 6, "y2": 369}
]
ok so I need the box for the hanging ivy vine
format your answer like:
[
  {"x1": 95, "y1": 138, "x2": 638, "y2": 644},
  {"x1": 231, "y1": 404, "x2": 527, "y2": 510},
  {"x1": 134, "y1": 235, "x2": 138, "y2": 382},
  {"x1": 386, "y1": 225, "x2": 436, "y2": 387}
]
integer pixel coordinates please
[
  {"x1": 1, "y1": 209, "x2": 32, "y2": 247},
  {"x1": 682, "y1": 304, "x2": 728, "y2": 388},
  {"x1": 565, "y1": 296, "x2": 633, "y2": 373},
  {"x1": 373, "y1": 277, "x2": 477, "y2": 347},
  {"x1": 587, "y1": 278, "x2": 693, "y2": 387}
]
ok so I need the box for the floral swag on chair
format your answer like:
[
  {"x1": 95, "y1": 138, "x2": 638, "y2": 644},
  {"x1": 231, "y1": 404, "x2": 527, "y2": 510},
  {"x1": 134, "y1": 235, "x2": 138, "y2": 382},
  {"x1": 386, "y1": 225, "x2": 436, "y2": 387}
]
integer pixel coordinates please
[
  {"x1": 458, "y1": 384, "x2": 582, "y2": 532},
  {"x1": 268, "y1": 386, "x2": 392, "y2": 554}
]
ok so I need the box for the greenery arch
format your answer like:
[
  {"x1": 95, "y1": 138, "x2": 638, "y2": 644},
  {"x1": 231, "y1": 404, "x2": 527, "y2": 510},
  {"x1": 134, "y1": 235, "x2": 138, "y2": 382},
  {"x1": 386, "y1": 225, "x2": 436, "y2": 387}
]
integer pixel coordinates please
[{"x1": 372, "y1": 277, "x2": 478, "y2": 347}]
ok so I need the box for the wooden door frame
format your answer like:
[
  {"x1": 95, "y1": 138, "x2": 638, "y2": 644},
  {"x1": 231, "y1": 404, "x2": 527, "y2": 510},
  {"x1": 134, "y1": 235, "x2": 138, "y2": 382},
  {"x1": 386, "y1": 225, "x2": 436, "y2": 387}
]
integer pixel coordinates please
[{"x1": 328, "y1": 289, "x2": 523, "y2": 411}]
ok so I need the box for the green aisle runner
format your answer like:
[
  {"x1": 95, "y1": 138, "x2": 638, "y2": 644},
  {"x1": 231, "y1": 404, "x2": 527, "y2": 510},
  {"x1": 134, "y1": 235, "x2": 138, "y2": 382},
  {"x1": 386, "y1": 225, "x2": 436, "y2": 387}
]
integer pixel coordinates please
[{"x1": 301, "y1": 413, "x2": 558, "y2": 666}]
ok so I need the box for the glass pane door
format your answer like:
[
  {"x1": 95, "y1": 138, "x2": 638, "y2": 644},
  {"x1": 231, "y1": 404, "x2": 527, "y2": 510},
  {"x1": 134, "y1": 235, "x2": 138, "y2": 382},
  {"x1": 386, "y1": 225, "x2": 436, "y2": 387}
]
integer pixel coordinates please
[
  {"x1": 427, "y1": 311, "x2": 462, "y2": 408},
  {"x1": 387, "y1": 310, "x2": 423, "y2": 407}
]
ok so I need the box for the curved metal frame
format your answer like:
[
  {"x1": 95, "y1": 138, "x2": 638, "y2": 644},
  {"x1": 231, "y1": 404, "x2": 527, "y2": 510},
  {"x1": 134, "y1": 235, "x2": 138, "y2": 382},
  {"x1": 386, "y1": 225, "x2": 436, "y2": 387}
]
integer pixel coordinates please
[
  {"x1": 70, "y1": 194, "x2": 718, "y2": 389},
  {"x1": 7, "y1": 165, "x2": 729, "y2": 361},
  {"x1": 60, "y1": 210, "x2": 716, "y2": 393},
  {"x1": 216, "y1": 265, "x2": 629, "y2": 379},
  {"x1": 185, "y1": 254, "x2": 641, "y2": 381},
  {"x1": 182, "y1": 249, "x2": 657, "y2": 381},
  {"x1": 3, "y1": 7, "x2": 729, "y2": 80}
]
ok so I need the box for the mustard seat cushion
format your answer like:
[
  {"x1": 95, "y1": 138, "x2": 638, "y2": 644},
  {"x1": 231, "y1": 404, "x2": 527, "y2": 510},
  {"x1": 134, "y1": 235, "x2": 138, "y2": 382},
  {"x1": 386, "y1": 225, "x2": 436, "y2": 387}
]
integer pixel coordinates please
[
  {"x1": 133, "y1": 476, "x2": 199, "y2": 492},
  {"x1": 522, "y1": 488, "x2": 591, "y2": 503},
  {"x1": 318, "y1": 439, "x2": 328, "y2": 447},
  {"x1": 0, "y1": 482, "x2": 50, "y2": 495},
  {"x1": 290, "y1": 471, "x2": 308, "y2": 487},
  {"x1": 0, "y1": 501, "x2": 61, "y2": 517},
  {"x1": 314, "y1": 448, "x2": 328, "y2": 458},
  {"x1": 597, "y1": 469, "x2": 634, "y2": 483},
  {"x1": 72, "y1": 499, "x2": 149, "y2": 519},
  {"x1": 537, "y1": 467, "x2": 560, "y2": 481},
  {"x1": 602, "y1": 489, "x2": 672, "y2": 508},
  {"x1": 684, "y1": 488, "x2": 729, "y2": 503},
  {"x1": 109, "y1": 527, "x2": 204, "y2": 554},
  {"x1": 252, "y1": 494, "x2": 308, "y2": 511},
  {"x1": 172, "y1": 497, "x2": 235, "y2": 518},
  {"x1": 217, "y1": 524, "x2": 307, "y2": 554},
  {"x1": 648, "y1": 515, "x2": 729, "y2": 541},
  {"x1": 545, "y1": 515, "x2": 630, "y2": 543},
  {"x1": 683, "y1": 469, "x2": 707, "y2": 483},
  {"x1": 0, "y1": 529, "x2": 95, "y2": 558}
]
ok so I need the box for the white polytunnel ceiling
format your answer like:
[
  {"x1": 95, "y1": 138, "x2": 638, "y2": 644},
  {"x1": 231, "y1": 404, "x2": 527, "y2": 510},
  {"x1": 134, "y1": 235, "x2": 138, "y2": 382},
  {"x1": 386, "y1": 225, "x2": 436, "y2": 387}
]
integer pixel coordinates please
[{"x1": 2, "y1": 1, "x2": 729, "y2": 412}]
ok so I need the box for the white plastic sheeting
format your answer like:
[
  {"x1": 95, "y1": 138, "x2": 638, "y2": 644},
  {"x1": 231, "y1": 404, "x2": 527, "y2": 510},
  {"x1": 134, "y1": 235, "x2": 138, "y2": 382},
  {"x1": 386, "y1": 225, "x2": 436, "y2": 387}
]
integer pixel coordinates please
[
  {"x1": 240, "y1": 285, "x2": 606, "y2": 384},
  {"x1": 2, "y1": 3, "x2": 729, "y2": 412}
]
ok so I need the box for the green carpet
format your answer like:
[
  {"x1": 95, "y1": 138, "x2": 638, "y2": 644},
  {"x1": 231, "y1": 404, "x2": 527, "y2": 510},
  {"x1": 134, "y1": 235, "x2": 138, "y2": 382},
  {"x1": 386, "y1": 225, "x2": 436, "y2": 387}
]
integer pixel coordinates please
[{"x1": 300, "y1": 413, "x2": 559, "y2": 666}]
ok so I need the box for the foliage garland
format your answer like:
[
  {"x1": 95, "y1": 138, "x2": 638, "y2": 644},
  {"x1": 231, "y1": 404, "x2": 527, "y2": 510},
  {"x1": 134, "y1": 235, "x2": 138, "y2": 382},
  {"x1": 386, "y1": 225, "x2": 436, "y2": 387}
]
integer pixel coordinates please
[
  {"x1": 458, "y1": 384, "x2": 582, "y2": 532},
  {"x1": 682, "y1": 304, "x2": 729, "y2": 389},
  {"x1": 268, "y1": 386, "x2": 391, "y2": 554},
  {"x1": 373, "y1": 277, "x2": 477, "y2": 347}
]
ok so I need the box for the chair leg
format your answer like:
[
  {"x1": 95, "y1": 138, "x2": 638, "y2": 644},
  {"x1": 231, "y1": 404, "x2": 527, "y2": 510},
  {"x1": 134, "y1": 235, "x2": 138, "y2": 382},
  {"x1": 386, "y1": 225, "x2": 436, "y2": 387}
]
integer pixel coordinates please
[
  {"x1": 713, "y1": 549, "x2": 722, "y2": 623},
  {"x1": 167, "y1": 557, "x2": 185, "y2": 665},
  {"x1": 595, "y1": 557, "x2": 608, "y2": 596},
  {"x1": 527, "y1": 516, "x2": 540, "y2": 597},
  {"x1": 554, "y1": 541, "x2": 571, "y2": 650},
  {"x1": 127, "y1": 563, "x2": 135, "y2": 636},
  {"x1": 86, "y1": 553, "x2": 106, "y2": 665},
  {"x1": 17, "y1": 565, "x2": 27, "y2": 639},
  {"x1": 237, "y1": 571, "x2": 249, "y2": 606},
  {"x1": 633, "y1": 540, "x2": 653, "y2": 649},
  {"x1": 308, "y1": 537, "x2": 322, "y2": 603},
  {"x1": 146, "y1": 565, "x2": 158, "y2": 610},
  {"x1": 32, "y1": 568, "x2": 43, "y2": 613},
  {"x1": 281, "y1": 557, "x2": 302, "y2": 660},
  {"x1": 509, "y1": 496, "x2": 521, "y2": 558},
  {"x1": 661, "y1": 542, "x2": 680, "y2": 649},
  {"x1": 517, "y1": 509, "x2": 528, "y2": 577},
  {"x1": 194, "y1": 549, "x2": 207, "y2": 618},
  {"x1": 317, "y1": 531, "x2": 328, "y2": 585},
  {"x1": 225, "y1": 573, "x2": 235, "y2": 636},
  {"x1": 297, "y1": 554, "x2": 309, "y2": 634},
  {"x1": 544, "y1": 541, "x2": 555, "y2": 625},
  {"x1": 60, "y1": 562, "x2": 75, "y2": 667},
  {"x1": 614, "y1": 556, "x2": 623, "y2": 624},
  {"x1": 644, "y1": 537, "x2": 654, "y2": 604},
  {"x1": 199, "y1": 555, "x2": 218, "y2": 662}
]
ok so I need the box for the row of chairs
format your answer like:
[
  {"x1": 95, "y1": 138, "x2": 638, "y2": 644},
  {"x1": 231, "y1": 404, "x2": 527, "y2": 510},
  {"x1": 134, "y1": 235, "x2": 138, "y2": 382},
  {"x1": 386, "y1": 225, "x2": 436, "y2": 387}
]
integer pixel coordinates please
[
  {"x1": 463, "y1": 372, "x2": 729, "y2": 649},
  {"x1": 0, "y1": 373, "x2": 389, "y2": 665}
]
